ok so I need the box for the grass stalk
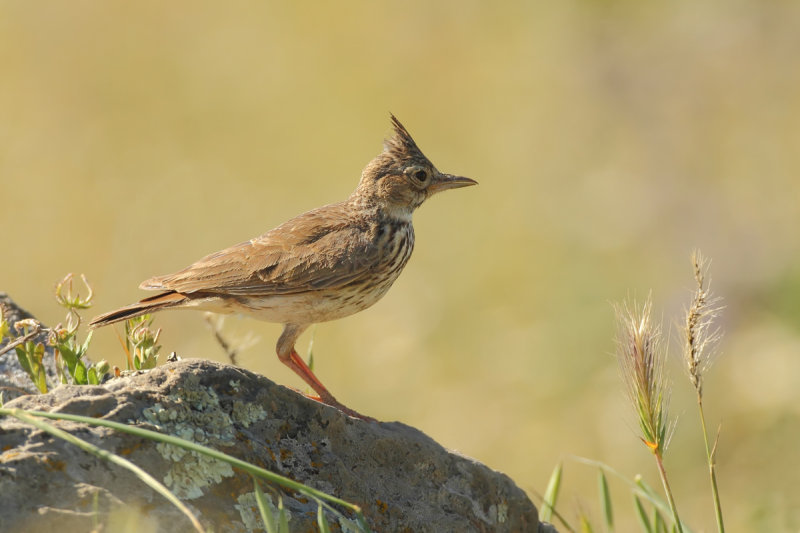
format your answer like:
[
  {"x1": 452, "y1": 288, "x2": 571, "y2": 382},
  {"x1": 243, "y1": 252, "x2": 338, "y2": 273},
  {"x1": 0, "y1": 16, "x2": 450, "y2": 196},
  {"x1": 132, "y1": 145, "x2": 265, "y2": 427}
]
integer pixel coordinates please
[
  {"x1": 652, "y1": 451, "x2": 682, "y2": 533},
  {"x1": 697, "y1": 393, "x2": 724, "y2": 532},
  {"x1": 683, "y1": 251, "x2": 725, "y2": 533},
  {"x1": 615, "y1": 297, "x2": 684, "y2": 532}
]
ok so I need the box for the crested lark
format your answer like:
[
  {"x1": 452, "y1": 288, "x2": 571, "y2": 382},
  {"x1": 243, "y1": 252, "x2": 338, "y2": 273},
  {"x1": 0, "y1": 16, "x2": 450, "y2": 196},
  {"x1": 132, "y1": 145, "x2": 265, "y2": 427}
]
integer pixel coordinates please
[{"x1": 90, "y1": 115, "x2": 476, "y2": 418}]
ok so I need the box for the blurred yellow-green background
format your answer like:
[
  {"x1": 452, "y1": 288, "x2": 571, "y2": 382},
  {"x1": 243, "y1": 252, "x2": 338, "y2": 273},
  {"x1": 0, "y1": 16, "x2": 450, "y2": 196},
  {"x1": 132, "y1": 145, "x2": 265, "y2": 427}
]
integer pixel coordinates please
[{"x1": 3, "y1": 1, "x2": 799, "y2": 530}]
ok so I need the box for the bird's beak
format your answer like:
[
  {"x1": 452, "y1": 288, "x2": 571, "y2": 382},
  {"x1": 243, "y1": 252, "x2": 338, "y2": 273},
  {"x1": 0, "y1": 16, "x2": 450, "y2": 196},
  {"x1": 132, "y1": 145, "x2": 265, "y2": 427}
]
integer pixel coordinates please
[{"x1": 428, "y1": 173, "x2": 478, "y2": 195}]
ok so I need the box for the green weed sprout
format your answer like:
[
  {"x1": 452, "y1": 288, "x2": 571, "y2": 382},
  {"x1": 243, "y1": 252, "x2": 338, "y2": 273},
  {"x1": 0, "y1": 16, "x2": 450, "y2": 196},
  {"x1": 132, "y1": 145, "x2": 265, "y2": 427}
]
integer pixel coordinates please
[
  {"x1": 12, "y1": 319, "x2": 48, "y2": 393},
  {"x1": 49, "y1": 273, "x2": 106, "y2": 385},
  {"x1": 124, "y1": 315, "x2": 162, "y2": 370},
  {"x1": 0, "y1": 304, "x2": 10, "y2": 344},
  {"x1": 1, "y1": 300, "x2": 47, "y2": 392},
  {"x1": 0, "y1": 274, "x2": 109, "y2": 390}
]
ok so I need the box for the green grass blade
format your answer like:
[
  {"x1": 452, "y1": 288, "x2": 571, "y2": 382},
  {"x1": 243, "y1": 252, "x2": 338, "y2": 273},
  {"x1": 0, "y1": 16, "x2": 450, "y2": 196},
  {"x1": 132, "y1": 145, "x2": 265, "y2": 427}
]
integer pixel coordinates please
[
  {"x1": 598, "y1": 469, "x2": 614, "y2": 532},
  {"x1": 4, "y1": 408, "x2": 204, "y2": 533},
  {"x1": 317, "y1": 502, "x2": 332, "y2": 533},
  {"x1": 634, "y1": 496, "x2": 654, "y2": 533},
  {"x1": 579, "y1": 514, "x2": 594, "y2": 533},
  {"x1": 574, "y1": 459, "x2": 693, "y2": 533},
  {"x1": 253, "y1": 477, "x2": 277, "y2": 533},
  {"x1": 653, "y1": 507, "x2": 666, "y2": 532},
  {"x1": 277, "y1": 497, "x2": 289, "y2": 533},
  {"x1": 91, "y1": 490, "x2": 100, "y2": 531},
  {"x1": 541, "y1": 462, "x2": 563, "y2": 522}
]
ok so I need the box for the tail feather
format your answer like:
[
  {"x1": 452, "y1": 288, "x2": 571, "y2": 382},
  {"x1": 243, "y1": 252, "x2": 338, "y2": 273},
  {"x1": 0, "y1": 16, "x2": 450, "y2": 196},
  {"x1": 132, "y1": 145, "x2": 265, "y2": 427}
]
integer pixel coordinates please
[{"x1": 89, "y1": 291, "x2": 188, "y2": 329}]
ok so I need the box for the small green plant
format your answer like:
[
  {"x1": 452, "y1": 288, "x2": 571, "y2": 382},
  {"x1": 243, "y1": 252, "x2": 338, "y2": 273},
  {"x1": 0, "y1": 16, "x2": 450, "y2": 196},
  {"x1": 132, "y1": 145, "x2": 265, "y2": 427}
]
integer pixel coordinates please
[
  {"x1": 0, "y1": 274, "x2": 109, "y2": 391},
  {"x1": 12, "y1": 319, "x2": 48, "y2": 393},
  {"x1": 123, "y1": 314, "x2": 162, "y2": 370},
  {"x1": 1, "y1": 305, "x2": 47, "y2": 392},
  {"x1": 50, "y1": 273, "x2": 105, "y2": 385},
  {"x1": 0, "y1": 305, "x2": 11, "y2": 344}
]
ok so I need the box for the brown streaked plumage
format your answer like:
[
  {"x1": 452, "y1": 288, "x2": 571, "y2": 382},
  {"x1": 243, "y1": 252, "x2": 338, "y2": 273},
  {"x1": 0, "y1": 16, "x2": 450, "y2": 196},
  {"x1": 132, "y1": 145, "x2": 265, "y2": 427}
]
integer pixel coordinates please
[{"x1": 90, "y1": 115, "x2": 476, "y2": 419}]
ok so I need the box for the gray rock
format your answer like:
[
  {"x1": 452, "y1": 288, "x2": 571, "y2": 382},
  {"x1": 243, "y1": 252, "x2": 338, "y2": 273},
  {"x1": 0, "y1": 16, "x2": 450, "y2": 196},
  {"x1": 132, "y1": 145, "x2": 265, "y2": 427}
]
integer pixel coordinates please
[{"x1": 1, "y1": 356, "x2": 549, "y2": 532}]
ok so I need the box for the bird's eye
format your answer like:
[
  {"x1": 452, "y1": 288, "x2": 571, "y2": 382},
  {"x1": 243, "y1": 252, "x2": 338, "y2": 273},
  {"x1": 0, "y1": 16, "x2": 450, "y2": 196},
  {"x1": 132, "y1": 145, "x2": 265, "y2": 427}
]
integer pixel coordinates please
[{"x1": 412, "y1": 169, "x2": 428, "y2": 182}]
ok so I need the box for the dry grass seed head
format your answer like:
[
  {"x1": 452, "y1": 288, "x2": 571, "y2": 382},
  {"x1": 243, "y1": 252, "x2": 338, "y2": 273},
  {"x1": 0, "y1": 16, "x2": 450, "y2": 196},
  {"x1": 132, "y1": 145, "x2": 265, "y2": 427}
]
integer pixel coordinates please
[
  {"x1": 684, "y1": 250, "x2": 724, "y2": 395},
  {"x1": 615, "y1": 296, "x2": 673, "y2": 454}
]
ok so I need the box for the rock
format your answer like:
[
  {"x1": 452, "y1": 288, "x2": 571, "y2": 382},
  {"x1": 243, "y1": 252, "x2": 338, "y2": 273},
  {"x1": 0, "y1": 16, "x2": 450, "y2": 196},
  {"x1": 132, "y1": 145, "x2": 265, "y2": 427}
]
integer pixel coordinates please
[{"x1": 1, "y1": 357, "x2": 551, "y2": 532}]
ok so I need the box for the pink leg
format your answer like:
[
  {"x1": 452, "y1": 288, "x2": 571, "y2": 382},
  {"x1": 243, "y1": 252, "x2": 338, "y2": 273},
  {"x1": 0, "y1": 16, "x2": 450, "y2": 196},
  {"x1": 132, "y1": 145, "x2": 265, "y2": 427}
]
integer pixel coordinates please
[{"x1": 277, "y1": 347, "x2": 375, "y2": 421}]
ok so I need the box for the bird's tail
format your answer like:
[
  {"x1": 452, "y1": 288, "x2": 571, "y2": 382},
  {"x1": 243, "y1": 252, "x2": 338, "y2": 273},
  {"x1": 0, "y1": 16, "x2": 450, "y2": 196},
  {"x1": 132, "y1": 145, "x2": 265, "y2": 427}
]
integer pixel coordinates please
[{"x1": 89, "y1": 291, "x2": 188, "y2": 328}]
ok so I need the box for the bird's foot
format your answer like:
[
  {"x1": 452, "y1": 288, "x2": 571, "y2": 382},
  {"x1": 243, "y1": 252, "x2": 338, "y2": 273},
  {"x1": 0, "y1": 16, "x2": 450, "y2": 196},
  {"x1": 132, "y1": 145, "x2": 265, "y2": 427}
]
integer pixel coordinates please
[
  {"x1": 323, "y1": 398, "x2": 377, "y2": 422},
  {"x1": 295, "y1": 389, "x2": 376, "y2": 422}
]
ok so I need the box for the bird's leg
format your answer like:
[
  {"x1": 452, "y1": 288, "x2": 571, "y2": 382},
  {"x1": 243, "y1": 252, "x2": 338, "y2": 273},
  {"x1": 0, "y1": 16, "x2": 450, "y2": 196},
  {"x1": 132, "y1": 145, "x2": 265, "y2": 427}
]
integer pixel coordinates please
[
  {"x1": 278, "y1": 349, "x2": 374, "y2": 421},
  {"x1": 280, "y1": 346, "x2": 337, "y2": 405},
  {"x1": 276, "y1": 324, "x2": 374, "y2": 421}
]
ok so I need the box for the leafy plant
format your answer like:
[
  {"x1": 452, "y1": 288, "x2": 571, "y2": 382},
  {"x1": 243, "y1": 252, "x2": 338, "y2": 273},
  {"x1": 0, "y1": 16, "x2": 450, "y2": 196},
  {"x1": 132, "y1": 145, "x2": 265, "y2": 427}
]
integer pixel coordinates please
[
  {"x1": 12, "y1": 319, "x2": 48, "y2": 393},
  {"x1": 0, "y1": 274, "x2": 109, "y2": 391},
  {"x1": 0, "y1": 305, "x2": 11, "y2": 344},
  {"x1": 49, "y1": 273, "x2": 101, "y2": 385},
  {"x1": 1, "y1": 304, "x2": 47, "y2": 392},
  {"x1": 123, "y1": 314, "x2": 162, "y2": 370}
]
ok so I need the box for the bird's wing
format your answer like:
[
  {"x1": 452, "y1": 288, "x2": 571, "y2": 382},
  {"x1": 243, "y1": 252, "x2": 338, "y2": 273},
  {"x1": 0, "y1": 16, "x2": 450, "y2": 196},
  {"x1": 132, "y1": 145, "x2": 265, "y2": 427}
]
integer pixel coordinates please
[{"x1": 140, "y1": 203, "x2": 382, "y2": 296}]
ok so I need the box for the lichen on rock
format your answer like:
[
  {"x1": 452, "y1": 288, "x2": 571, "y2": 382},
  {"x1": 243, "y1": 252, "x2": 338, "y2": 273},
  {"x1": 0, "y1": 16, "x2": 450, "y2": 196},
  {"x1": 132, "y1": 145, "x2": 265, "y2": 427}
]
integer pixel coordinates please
[{"x1": 139, "y1": 374, "x2": 265, "y2": 499}]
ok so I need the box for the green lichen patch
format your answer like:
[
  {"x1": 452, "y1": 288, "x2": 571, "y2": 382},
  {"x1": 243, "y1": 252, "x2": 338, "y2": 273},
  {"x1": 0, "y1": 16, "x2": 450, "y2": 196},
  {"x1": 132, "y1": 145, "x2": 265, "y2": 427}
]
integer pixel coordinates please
[
  {"x1": 140, "y1": 374, "x2": 266, "y2": 499},
  {"x1": 232, "y1": 400, "x2": 267, "y2": 428}
]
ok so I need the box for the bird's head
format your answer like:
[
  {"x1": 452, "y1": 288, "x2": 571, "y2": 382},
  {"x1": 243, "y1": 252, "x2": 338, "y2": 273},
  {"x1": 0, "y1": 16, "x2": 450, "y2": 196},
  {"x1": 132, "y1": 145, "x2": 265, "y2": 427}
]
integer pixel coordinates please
[{"x1": 354, "y1": 115, "x2": 477, "y2": 215}]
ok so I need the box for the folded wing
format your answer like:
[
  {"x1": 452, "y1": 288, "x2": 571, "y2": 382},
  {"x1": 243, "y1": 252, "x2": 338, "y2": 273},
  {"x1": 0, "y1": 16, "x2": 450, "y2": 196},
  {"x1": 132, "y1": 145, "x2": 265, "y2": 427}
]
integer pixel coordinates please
[{"x1": 140, "y1": 203, "x2": 379, "y2": 296}]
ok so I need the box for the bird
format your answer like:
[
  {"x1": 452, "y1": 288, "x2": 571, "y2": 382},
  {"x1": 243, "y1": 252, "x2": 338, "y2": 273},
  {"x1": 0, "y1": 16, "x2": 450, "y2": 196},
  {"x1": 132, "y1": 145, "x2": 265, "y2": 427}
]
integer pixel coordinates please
[{"x1": 90, "y1": 115, "x2": 477, "y2": 418}]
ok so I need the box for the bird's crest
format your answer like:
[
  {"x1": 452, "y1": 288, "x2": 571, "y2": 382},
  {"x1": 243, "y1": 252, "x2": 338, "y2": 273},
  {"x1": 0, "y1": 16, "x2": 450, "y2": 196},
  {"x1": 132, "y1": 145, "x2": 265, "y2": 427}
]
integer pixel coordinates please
[{"x1": 384, "y1": 114, "x2": 428, "y2": 163}]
